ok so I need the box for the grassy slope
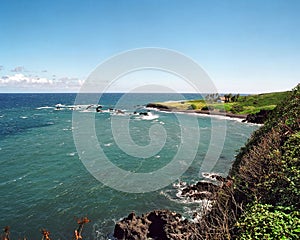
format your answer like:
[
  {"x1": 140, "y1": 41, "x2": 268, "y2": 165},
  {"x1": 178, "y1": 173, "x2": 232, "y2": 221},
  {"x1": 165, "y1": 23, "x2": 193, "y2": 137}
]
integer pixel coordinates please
[
  {"x1": 198, "y1": 85, "x2": 300, "y2": 239},
  {"x1": 153, "y1": 91, "x2": 290, "y2": 115},
  {"x1": 231, "y1": 86, "x2": 300, "y2": 239}
]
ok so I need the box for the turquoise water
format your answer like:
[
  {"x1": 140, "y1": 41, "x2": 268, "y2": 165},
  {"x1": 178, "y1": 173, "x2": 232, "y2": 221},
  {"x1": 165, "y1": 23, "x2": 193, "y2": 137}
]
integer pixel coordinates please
[{"x1": 0, "y1": 93, "x2": 258, "y2": 239}]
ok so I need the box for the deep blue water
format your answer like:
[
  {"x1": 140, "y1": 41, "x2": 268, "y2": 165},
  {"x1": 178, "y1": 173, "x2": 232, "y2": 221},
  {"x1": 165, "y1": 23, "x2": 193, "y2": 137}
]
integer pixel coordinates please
[{"x1": 0, "y1": 93, "x2": 258, "y2": 239}]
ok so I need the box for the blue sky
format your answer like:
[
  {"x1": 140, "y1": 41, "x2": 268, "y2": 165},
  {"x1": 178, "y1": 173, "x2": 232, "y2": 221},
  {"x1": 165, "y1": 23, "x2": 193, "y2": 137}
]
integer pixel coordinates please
[{"x1": 0, "y1": 0, "x2": 299, "y2": 93}]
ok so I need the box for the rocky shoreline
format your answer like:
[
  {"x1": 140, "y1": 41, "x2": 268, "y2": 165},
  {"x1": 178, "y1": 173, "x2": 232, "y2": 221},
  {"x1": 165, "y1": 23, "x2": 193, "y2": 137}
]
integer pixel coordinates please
[
  {"x1": 113, "y1": 175, "x2": 233, "y2": 240},
  {"x1": 146, "y1": 103, "x2": 271, "y2": 124}
]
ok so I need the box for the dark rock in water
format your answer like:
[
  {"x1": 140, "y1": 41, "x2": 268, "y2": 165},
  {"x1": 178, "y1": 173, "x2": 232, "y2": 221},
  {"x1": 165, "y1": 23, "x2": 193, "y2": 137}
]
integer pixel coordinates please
[
  {"x1": 181, "y1": 181, "x2": 221, "y2": 200},
  {"x1": 146, "y1": 103, "x2": 172, "y2": 111},
  {"x1": 210, "y1": 174, "x2": 227, "y2": 182},
  {"x1": 180, "y1": 174, "x2": 233, "y2": 201},
  {"x1": 113, "y1": 210, "x2": 201, "y2": 240},
  {"x1": 139, "y1": 112, "x2": 149, "y2": 116},
  {"x1": 113, "y1": 174, "x2": 232, "y2": 239},
  {"x1": 114, "y1": 211, "x2": 149, "y2": 240},
  {"x1": 243, "y1": 109, "x2": 272, "y2": 124},
  {"x1": 96, "y1": 105, "x2": 102, "y2": 112}
]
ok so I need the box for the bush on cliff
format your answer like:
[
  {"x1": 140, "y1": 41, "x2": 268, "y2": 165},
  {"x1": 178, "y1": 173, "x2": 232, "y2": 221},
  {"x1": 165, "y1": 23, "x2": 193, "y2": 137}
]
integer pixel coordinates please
[
  {"x1": 229, "y1": 84, "x2": 300, "y2": 239},
  {"x1": 236, "y1": 203, "x2": 300, "y2": 239},
  {"x1": 231, "y1": 85, "x2": 300, "y2": 206},
  {"x1": 198, "y1": 85, "x2": 300, "y2": 239}
]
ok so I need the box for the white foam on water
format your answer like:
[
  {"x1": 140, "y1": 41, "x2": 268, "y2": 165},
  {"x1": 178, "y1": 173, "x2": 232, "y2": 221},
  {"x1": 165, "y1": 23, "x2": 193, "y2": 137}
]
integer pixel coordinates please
[
  {"x1": 104, "y1": 143, "x2": 113, "y2": 147},
  {"x1": 36, "y1": 106, "x2": 54, "y2": 110},
  {"x1": 139, "y1": 113, "x2": 159, "y2": 120},
  {"x1": 67, "y1": 152, "x2": 77, "y2": 156}
]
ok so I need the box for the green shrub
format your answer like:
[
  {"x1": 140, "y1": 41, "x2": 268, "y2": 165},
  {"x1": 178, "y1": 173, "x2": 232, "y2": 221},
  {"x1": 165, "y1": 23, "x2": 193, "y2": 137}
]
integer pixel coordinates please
[
  {"x1": 201, "y1": 105, "x2": 214, "y2": 111},
  {"x1": 230, "y1": 104, "x2": 244, "y2": 113},
  {"x1": 189, "y1": 104, "x2": 197, "y2": 110},
  {"x1": 236, "y1": 203, "x2": 300, "y2": 239}
]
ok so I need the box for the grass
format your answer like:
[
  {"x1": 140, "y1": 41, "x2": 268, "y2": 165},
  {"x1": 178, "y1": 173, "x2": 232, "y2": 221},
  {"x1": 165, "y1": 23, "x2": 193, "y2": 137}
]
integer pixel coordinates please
[
  {"x1": 152, "y1": 91, "x2": 290, "y2": 115},
  {"x1": 237, "y1": 91, "x2": 289, "y2": 107}
]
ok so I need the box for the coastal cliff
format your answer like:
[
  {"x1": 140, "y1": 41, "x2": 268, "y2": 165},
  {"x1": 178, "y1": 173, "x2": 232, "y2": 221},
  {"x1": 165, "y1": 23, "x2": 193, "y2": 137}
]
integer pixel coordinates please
[{"x1": 114, "y1": 85, "x2": 300, "y2": 239}]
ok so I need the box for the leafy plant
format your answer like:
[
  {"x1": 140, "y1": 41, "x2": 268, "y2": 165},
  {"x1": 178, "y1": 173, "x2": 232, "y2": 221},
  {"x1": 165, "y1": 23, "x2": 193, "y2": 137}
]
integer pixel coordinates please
[{"x1": 236, "y1": 203, "x2": 300, "y2": 239}]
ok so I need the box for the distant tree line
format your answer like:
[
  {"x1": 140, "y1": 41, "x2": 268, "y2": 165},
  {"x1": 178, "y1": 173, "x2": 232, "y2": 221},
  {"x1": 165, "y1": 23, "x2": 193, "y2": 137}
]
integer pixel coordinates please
[
  {"x1": 223, "y1": 93, "x2": 240, "y2": 103},
  {"x1": 205, "y1": 93, "x2": 240, "y2": 103}
]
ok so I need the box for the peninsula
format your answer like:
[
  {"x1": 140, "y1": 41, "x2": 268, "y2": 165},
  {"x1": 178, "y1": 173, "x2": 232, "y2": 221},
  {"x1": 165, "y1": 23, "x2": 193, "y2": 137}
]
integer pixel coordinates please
[{"x1": 147, "y1": 91, "x2": 290, "y2": 124}]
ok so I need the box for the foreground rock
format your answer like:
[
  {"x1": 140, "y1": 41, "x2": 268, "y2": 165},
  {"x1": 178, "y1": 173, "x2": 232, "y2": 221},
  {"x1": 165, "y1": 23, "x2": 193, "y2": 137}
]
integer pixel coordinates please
[
  {"x1": 114, "y1": 210, "x2": 200, "y2": 240},
  {"x1": 113, "y1": 176, "x2": 233, "y2": 239}
]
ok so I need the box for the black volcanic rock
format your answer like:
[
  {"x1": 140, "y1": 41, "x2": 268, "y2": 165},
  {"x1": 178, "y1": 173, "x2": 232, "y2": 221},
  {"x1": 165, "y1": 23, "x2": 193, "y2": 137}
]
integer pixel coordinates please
[
  {"x1": 113, "y1": 210, "x2": 195, "y2": 240},
  {"x1": 243, "y1": 109, "x2": 273, "y2": 124},
  {"x1": 146, "y1": 103, "x2": 172, "y2": 110},
  {"x1": 113, "y1": 175, "x2": 233, "y2": 239}
]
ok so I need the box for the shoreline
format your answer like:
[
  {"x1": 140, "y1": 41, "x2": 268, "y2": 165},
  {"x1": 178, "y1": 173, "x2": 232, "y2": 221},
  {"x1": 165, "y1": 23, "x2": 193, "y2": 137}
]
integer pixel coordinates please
[
  {"x1": 146, "y1": 102, "x2": 272, "y2": 124},
  {"x1": 147, "y1": 107, "x2": 248, "y2": 121}
]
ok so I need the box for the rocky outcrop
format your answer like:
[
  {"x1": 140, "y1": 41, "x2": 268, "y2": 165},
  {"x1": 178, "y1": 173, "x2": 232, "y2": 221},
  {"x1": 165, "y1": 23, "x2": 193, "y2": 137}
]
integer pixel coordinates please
[
  {"x1": 113, "y1": 210, "x2": 201, "y2": 240},
  {"x1": 180, "y1": 176, "x2": 233, "y2": 201},
  {"x1": 181, "y1": 181, "x2": 220, "y2": 200},
  {"x1": 113, "y1": 176, "x2": 233, "y2": 239},
  {"x1": 242, "y1": 109, "x2": 273, "y2": 124},
  {"x1": 146, "y1": 103, "x2": 173, "y2": 111}
]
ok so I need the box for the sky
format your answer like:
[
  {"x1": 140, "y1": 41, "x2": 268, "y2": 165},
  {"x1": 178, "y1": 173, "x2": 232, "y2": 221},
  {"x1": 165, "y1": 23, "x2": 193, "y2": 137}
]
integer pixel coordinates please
[{"x1": 0, "y1": 0, "x2": 299, "y2": 93}]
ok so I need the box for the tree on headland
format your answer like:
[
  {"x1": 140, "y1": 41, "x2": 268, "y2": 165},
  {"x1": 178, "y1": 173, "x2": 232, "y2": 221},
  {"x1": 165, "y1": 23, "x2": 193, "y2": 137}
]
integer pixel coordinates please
[
  {"x1": 224, "y1": 93, "x2": 240, "y2": 103},
  {"x1": 228, "y1": 93, "x2": 232, "y2": 102},
  {"x1": 224, "y1": 94, "x2": 230, "y2": 103},
  {"x1": 231, "y1": 95, "x2": 236, "y2": 102}
]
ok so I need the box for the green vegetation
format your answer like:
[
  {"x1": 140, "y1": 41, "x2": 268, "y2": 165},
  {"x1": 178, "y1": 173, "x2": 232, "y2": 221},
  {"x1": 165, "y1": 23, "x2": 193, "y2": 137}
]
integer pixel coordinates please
[
  {"x1": 197, "y1": 85, "x2": 300, "y2": 239},
  {"x1": 152, "y1": 91, "x2": 290, "y2": 115},
  {"x1": 237, "y1": 204, "x2": 300, "y2": 239},
  {"x1": 231, "y1": 85, "x2": 300, "y2": 239}
]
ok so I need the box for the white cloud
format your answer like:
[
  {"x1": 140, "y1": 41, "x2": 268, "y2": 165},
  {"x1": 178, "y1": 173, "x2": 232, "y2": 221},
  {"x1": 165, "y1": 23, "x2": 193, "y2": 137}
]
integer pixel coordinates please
[
  {"x1": 0, "y1": 73, "x2": 83, "y2": 92},
  {"x1": 0, "y1": 74, "x2": 52, "y2": 85}
]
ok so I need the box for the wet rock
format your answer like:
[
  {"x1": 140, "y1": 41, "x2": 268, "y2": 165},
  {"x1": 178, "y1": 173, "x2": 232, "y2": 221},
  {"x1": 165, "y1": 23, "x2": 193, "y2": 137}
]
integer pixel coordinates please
[
  {"x1": 113, "y1": 210, "x2": 200, "y2": 240},
  {"x1": 113, "y1": 212, "x2": 149, "y2": 240},
  {"x1": 243, "y1": 109, "x2": 272, "y2": 124},
  {"x1": 113, "y1": 174, "x2": 233, "y2": 239},
  {"x1": 146, "y1": 103, "x2": 172, "y2": 111},
  {"x1": 180, "y1": 181, "x2": 221, "y2": 200}
]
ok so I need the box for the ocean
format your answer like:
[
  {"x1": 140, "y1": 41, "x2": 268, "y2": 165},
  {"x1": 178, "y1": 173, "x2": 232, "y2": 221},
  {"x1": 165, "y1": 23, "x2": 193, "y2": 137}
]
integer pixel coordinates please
[{"x1": 0, "y1": 93, "x2": 258, "y2": 239}]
